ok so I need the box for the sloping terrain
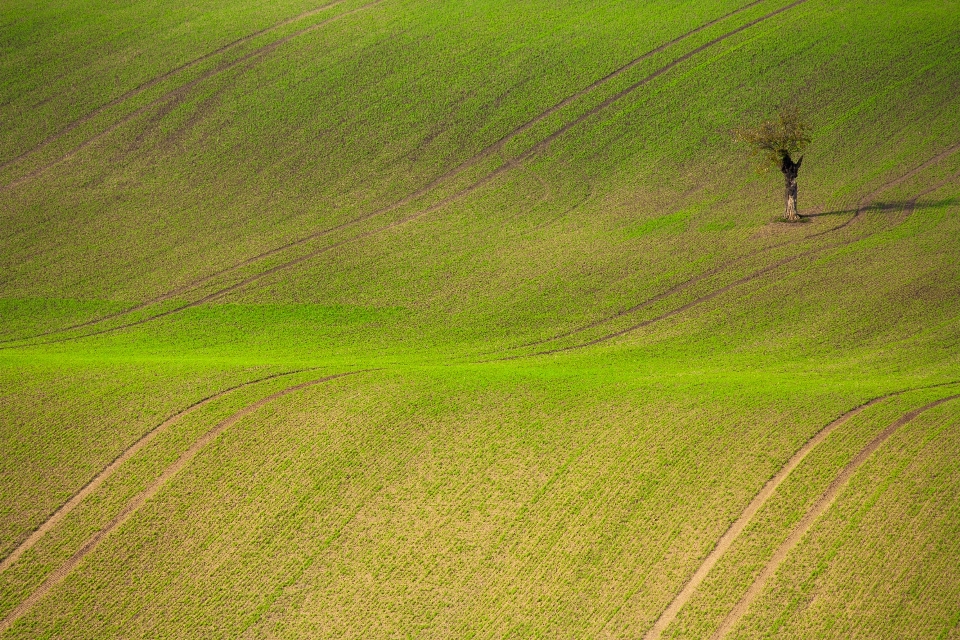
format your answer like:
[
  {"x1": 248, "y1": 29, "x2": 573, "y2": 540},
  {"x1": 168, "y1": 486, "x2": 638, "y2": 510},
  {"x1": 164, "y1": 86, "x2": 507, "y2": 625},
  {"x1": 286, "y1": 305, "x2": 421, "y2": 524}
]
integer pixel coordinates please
[{"x1": 1, "y1": 0, "x2": 959, "y2": 637}]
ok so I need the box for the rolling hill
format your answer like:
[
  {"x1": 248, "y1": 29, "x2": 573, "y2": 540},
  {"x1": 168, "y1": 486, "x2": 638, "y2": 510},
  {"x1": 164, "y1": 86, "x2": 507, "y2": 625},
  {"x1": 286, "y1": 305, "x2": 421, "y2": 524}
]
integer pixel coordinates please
[{"x1": 2, "y1": 0, "x2": 959, "y2": 637}]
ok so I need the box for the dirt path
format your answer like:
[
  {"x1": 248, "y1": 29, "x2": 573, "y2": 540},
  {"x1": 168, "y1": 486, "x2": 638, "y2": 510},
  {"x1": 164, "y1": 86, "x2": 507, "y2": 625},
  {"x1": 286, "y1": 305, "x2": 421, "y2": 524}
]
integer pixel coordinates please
[
  {"x1": 506, "y1": 142, "x2": 960, "y2": 354},
  {"x1": 508, "y1": 163, "x2": 960, "y2": 360},
  {"x1": 8, "y1": 149, "x2": 957, "y2": 357},
  {"x1": 3, "y1": 0, "x2": 811, "y2": 351},
  {"x1": 40, "y1": 148, "x2": 947, "y2": 355},
  {"x1": 0, "y1": 371, "x2": 362, "y2": 636},
  {"x1": 640, "y1": 380, "x2": 960, "y2": 640},
  {"x1": 709, "y1": 392, "x2": 960, "y2": 639},
  {"x1": 0, "y1": 368, "x2": 317, "y2": 575},
  {"x1": 0, "y1": 1, "x2": 348, "y2": 173},
  {"x1": 510, "y1": 0, "x2": 811, "y2": 171}
]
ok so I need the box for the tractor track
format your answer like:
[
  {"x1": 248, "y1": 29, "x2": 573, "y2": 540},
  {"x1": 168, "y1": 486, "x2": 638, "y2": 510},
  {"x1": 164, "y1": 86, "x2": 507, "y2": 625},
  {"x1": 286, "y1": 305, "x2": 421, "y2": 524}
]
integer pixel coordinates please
[
  {"x1": 0, "y1": 1, "x2": 348, "y2": 173},
  {"x1": 1, "y1": 0, "x2": 776, "y2": 341},
  {"x1": 504, "y1": 142, "x2": 960, "y2": 355},
  {"x1": 2, "y1": 0, "x2": 809, "y2": 350},
  {"x1": 710, "y1": 392, "x2": 960, "y2": 639},
  {"x1": 0, "y1": 0, "x2": 384, "y2": 193},
  {"x1": 640, "y1": 380, "x2": 960, "y2": 640},
  {"x1": 0, "y1": 1, "x2": 957, "y2": 635},
  {"x1": 498, "y1": 0, "x2": 811, "y2": 172},
  {"x1": 0, "y1": 367, "x2": 319, "y2": 575},
  {"x1": 0, "y1": 370, "x2": 365, "y2": 636},
  {"x1": 500, "y1": 162, "x2": 960, "y2": 361}
]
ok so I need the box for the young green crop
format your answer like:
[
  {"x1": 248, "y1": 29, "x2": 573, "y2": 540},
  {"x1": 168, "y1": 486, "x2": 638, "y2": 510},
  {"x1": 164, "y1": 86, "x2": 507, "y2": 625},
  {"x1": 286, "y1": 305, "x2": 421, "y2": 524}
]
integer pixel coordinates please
[{"x1": 1, "y1": 0, "x2": 959, "y2": 636}]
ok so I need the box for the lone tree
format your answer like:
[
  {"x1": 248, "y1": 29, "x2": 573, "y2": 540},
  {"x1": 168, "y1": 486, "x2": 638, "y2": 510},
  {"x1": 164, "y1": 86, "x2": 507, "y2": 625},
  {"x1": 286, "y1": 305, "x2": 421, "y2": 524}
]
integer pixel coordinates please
[{"x1": 735, "y1": 106, "x2": 812, "y2": 222}]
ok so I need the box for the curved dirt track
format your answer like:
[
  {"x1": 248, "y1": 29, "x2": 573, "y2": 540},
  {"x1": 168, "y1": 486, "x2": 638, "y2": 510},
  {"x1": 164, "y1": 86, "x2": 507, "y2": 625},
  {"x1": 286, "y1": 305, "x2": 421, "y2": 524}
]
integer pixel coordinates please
[
  {"x1": 0, "y1": 0, "x2": 383, "y2": 193},
  {"x1": 45, "y1": 144, "x2": 947, "y2": 356},
  {"x1": 0, "y1": 370, "x2": 364, "y2": 636},
  {"x1": 507, "y1": 161, "x2": 960, "y2": 360},
  {"x1": 0, "y1": 367, "x2": 317, "y2": 575},
  {"x1": 2, "y1": 0, "x2": 806, "y2": 349},
  {"x1": 641, "y1": 380, "x2": 960, "y2": 640},
  {"x1": 709, "y1": 391, "x2": 960, "y2": 639},
  {"x1": 506, "y1": 0, "x2": 811, "y2": 171},
  {"x1": 506, "y1": 142, "x2": 960, "y2": 355},
  {"x1": 0, "y1": 1, "x2": 346, "y2": 173}
]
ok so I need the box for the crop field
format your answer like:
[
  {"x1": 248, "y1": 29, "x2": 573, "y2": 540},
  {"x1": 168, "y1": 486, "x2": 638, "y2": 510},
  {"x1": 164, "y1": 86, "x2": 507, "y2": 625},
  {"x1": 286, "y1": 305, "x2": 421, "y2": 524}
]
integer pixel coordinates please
[{"x1": 1, "y1": 0, "x2": 959, "y2": 637}]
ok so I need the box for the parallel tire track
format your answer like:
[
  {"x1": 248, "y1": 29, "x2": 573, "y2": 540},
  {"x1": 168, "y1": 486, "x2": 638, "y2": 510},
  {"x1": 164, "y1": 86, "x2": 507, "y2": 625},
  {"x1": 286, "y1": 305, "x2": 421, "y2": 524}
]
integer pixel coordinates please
[
  {"x1": 641, "y1": 380, "x2": 960, "y2": 640},
  {"x1": 710, "y1": 392, "x2": 960, "y2": 640},
  {"x1": 0, "y1": 367, "x2": 318, "y2": 575},
  {"x1": 0, "y1": 370, "x2": 363, "y2": 636},
  {"x1": 4, "y1": 0, "x2": 810, "y2": 349},
  {"x1": 506, "y1": 142, "x2": 960, "y2": 354},
  {"x1": 0, "y1": 1, "x2": 346, "y2": 172},
  {"x1": 0, "y1": 0, "x2": 383, "y2": 193},
  {"x1": 510, "y1": 163, "x2": 960, "y2": 360},
  {"x1": 2, "y1": 0, "x2": 773, "y2": 343},
  {"x1": 503, "y1": 0, "x2": 811, "y2": 171}
]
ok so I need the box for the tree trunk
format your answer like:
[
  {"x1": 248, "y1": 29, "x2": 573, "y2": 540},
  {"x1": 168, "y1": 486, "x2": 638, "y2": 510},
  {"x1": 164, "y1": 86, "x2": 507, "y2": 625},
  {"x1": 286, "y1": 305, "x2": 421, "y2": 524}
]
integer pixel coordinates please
[{"x1": 780, "y1": 154, "x2": 802, "y2": 222}]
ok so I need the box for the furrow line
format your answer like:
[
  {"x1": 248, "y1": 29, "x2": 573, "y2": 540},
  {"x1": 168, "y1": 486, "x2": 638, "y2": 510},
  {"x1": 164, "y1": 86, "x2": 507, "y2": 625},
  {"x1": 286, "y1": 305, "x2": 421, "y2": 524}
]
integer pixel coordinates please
[
  {"x1": 804, "y1": 141, "x2": 960, "y2": 239},
  {"x1": 641, "y1": 380, "x2": 960, "y2": 640},
  {"x1": 0, "y1": 370, "x2": 365, "y2": 636},
  {"x1": 509, "y1": 0, "x2": 812, "y2": 167},
  {"x1": 1, "y1": 0, "x2": 784, "y2": 345},
  {"x1": 512, "y1": 164, "x2": 960, "y2": 359},
  {"x1": 161, "y1": 0, "x2": 775, "y2": 289},
  {"x1": 0, "y1": 0, "x2": 383, "y2": 193},
  {"x1": 0, "y1": 367, "x2": 318, "y2": 575},
  {"x1": 710, "y1": 392, "x2": 960, "y2": 640},
  {"x1": 4, "y1": 0, "x2": 810, "y2": 351},
  {"x1": 0, "y1": 1, "x2": 346, "y2": 172},
  {"x1": 506, "y1": 143, "x2": 960, "y2": 354}
]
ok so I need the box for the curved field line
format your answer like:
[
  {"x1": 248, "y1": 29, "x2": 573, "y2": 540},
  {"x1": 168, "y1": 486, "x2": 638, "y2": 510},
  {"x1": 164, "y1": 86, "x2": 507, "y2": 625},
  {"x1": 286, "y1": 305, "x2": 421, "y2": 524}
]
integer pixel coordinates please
[
  {"x1": 801, "y1": 142, "x2": 960, "y2": 239},
  {"x1": 507, "y1": 0, "x2": 811, "y2": 169},
  {"x1": 710, "y1": 392, "x2": 960, "y2": 640},
  {"x1": 1, "y1": 0, "x2": 772, "y2": 343},
  {"x1": 0, "y1": 1, "x2": 346, "y2": 172},
  {"x1": 0, "y1": 370, "x2": 364, "y2": 636},
  {"x1": 0, "y1": 367, "x2": 319, "y2": 575},
  {"x1": 506, "y1": 141, "x2": 960, "y2": 354},
  {"x1": 2, "y1": 0, "x2": 809, "y2": 350},
  {"x1": 0, "y1": 0, "x2": 383, "y2": 193},
  {"x1": 509, "y1": 163, "x2": 960, "y2": 360},
  {"x1": 640, "y1": 380, "x2": 960, "y2": 640}
]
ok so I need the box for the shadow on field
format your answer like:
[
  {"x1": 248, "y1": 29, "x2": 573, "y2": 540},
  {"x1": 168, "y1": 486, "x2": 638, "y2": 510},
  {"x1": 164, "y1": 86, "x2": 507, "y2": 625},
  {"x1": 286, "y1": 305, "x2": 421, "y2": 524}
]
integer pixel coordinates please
[{"x1": 806, "y1": 197, "x2": 959, "y2": 218}]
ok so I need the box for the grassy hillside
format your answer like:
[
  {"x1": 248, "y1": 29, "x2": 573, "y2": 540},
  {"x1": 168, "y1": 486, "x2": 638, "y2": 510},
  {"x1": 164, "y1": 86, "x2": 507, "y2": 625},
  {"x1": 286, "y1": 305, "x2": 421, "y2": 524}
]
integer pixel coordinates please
[{"x1": 1, "y1": 0, "x2": 959, "y2": 637}]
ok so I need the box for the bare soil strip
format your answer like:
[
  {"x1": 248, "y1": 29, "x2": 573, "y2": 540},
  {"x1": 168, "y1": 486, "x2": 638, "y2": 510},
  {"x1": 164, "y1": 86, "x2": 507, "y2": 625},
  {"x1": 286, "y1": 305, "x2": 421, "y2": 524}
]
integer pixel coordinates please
[
  {"x1": 510, "y1": 142, "x2": 960, "y2": 353},
  {"x1": 0, "y1": 371, "x2": 361, "y2": 636},
  {"x1": 0, "y1": 368, "x2": 316, "y2": 575},
  {"x1": 802, "y1": 142, "x2": 960, "y2": 239},
  {"x1": 1, "y1": 0, "x2": 771, "y2": 343},
  {"x1": 4, "y1": 0, "x2": 808, "y2": 350},
  {"x1": 511, "y1": 0, "x2": 811, "y2": 169},
  {"x1": 641, "y1": 381, "x2": 960, "y2": 640},
  {"x1": 0, "y1": 1, "x2": 346, "y2": 172},
  {"x1": 709, "y1": 393, "x2": 960, "y2": 640},
  {"x1": 0, "y1": 0, "x2": 383, "y2": 193},
  {"x1": 515, "y1": 165, "x2": 960, "y2": 359}
]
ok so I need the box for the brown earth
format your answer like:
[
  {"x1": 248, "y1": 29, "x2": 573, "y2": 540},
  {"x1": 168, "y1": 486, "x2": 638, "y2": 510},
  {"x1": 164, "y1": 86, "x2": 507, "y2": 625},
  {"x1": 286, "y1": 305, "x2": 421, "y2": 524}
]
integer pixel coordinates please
[{"x1": 710, "y1": 392, "x2": 960, "y2": 639}]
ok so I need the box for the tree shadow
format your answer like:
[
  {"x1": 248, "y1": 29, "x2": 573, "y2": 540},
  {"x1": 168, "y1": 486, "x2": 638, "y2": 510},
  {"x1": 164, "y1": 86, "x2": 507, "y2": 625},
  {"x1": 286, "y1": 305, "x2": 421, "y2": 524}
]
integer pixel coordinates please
[{"x1": 804, "y1": 197, "x2": 960, "y2": 219}]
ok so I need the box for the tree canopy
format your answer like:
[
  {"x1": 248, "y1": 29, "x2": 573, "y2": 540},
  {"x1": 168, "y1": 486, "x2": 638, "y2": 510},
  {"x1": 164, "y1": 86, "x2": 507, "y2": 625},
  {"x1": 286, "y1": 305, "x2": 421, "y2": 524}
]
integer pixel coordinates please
[{"x1": 735, "y1": 105, "x2": 812, "y2": 173}]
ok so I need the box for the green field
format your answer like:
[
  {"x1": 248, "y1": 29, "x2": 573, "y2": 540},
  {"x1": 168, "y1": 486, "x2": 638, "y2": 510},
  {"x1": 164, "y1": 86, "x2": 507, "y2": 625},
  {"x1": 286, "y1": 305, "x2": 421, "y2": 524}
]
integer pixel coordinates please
[{"x1": 2, "y1": 0, "x2": 959, "y2": 636}]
